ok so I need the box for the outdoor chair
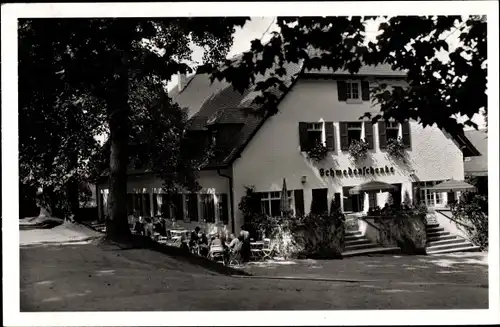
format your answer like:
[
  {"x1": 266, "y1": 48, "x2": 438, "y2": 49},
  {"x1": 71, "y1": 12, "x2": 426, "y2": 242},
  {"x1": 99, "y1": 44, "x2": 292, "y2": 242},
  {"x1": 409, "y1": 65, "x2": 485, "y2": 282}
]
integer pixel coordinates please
[
  {"x1": 228, "y1": 249, "x2": 241, "y2": 266},
  {"x1": 261, "y1": 238, "x2": 273, "y2": 261},
  {"x1": 208, "y1": 245, "x2": 226, "y2": 264}
]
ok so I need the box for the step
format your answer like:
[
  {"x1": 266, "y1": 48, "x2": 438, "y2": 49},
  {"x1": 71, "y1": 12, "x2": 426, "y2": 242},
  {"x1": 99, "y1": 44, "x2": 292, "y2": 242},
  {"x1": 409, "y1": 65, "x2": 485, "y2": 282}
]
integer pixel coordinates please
[
  {"x1": 344, "y1": 242, "x2": 379, "y2": 251},
  {"x1": 345, "y1": 230, "x2": 362, "y2": 237},
  {"x1": 426, "y1": 226, "x2": 445, "y2": 233},
  {"x1": 426, "y1": 245, "x2": 482, "y2": 255},
  {"x1": 425, "y1": 240, "x2": 471, "y2": 252},
  {"x1": 342, "y1": 246, "x2": 401, "y2": 258},
  {"x1": 345, "y1": 235, "x2": 365, "y2": 242},
  {"x1": 427, "y1": 230, "x2": 450, "y2": 237},
  {"x1": 345, "y1": 238, "x2": 373, "y2": 246},
  {"x1": 426, "y1": 223, "x2": 440, "y2": 228},
  {"x1": 426, "y1": 237, "x2": 464, "y2": 247},
  {"x1": 427, "y1": 235, "x2": 458, "y2": 243}
]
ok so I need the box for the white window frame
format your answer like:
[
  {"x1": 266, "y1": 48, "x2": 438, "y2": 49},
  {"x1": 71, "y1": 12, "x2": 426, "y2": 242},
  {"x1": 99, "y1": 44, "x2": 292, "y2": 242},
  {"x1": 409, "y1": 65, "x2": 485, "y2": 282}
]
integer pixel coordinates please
[
  {"x1": 416, "y1": 181, "x2": 446, "y2": 208},
  {"x1": 347, "y1": 122, "x2": 364, "y2": 144},
  {"x1": 259, "y1": 191, "x2": 295, "y2": 217},
  {"x1": 306, "y1": 122, "x2": 325, "y2": 146},
  {"x1": 346, "y1": 80, "x2": 362, "y2": 100},
  {"x1": 386, "y1": 121, "x2": 402, "y2": 141}
]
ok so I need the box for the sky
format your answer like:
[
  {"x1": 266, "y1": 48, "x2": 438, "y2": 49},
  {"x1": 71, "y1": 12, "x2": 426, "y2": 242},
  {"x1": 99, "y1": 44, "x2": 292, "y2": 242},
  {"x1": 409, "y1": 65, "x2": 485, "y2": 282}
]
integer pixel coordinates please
[{"x1": 167, "y1": 16, "x2": 485, "y2": 130}]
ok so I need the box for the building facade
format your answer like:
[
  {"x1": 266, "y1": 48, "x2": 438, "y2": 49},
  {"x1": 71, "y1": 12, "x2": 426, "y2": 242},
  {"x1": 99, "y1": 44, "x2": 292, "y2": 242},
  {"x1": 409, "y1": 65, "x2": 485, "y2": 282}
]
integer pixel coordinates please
[{"x1": 96, "y1": 64, "x2": 478, "y2": 235}]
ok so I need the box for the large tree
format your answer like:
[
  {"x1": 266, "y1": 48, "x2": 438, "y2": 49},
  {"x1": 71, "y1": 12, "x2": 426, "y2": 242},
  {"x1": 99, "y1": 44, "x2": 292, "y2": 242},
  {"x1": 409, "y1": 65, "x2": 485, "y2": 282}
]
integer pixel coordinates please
[
  {"x1": 203, "y1": 16, "x2": 487, "y2": 135},
  {"x1": 19, "y1": 18, "x2": 249, "y2": 240}
]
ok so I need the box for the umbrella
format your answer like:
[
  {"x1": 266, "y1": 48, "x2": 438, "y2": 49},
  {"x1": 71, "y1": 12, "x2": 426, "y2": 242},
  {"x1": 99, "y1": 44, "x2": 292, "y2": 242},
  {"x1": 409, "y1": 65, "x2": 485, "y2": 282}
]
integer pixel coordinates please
[
  {"x1": 280, "y1": 178, "x2": 290, "y2": 214},
  {"x1": 349, "y1": 181, "x2": 398, "y2": 195},
  {"x1": 426, "y1": 179, "x2": 477, "y2": 193}
]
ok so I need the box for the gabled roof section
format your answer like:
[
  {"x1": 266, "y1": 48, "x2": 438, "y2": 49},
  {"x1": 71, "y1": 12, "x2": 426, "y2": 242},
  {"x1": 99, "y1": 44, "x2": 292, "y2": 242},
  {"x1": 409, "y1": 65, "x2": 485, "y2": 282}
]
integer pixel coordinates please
[
  {"x1": 171, "y1": 60, "x2": 304, "y2": 169},
  {"x1": 464, "y1": 129, "x2": 488, "y2": 176}
]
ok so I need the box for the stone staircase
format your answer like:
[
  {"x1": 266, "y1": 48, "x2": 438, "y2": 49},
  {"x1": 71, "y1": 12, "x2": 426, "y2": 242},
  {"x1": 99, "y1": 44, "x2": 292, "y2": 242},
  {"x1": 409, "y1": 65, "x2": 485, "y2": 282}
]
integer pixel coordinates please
[
  {"x1": 342, "y1": 229, "x2": 400, "y2": 258},
  {"x1": 425, "y1": 222, "x2": 481, "y2": 255}
]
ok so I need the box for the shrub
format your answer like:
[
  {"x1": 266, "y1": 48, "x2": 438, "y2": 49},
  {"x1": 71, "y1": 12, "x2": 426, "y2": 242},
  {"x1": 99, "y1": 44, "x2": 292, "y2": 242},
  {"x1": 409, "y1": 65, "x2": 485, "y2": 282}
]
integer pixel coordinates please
[
  {"x1": 450, "y1": 192, "x2": 488, "y2": 250},
  {"x1": 348, "y1": 139, "x2": 369, "y2": 162},
  {"x1": 387, "y1": 137, "x2": 406, "y2": 161},
  {"x1": 295, "y1": 211, "x2": 345, "y2": 258},
  {"x1": 261, "y1": 209, "x2": 346, "y2": 259}
]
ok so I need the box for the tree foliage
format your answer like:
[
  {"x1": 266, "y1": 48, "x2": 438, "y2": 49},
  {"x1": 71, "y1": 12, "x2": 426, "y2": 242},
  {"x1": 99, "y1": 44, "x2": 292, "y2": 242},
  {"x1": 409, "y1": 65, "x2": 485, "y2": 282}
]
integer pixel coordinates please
[
  {"x1": 450, "y1": 192, "x2": 488, "y2": 250},
  {"x1": 202, "y1": 16, "x2": 486, "y2": 135},
  {"x1": 18, "y1": 17, "x2": 249, "y2": 239}
]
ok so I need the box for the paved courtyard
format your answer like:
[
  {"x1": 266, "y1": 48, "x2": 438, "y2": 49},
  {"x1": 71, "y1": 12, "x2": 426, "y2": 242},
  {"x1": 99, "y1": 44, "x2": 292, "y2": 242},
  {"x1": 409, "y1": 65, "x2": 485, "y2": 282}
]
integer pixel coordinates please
[{"x1": 19, "y1": 224, "x2": 489, "y2": 311}]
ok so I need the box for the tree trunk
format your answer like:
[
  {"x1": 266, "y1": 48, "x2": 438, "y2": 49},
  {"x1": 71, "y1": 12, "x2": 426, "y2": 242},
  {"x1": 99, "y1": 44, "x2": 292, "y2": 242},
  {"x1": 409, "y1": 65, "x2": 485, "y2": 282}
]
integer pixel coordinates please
[{"x1": 105, "y1": 47, "x2": 132, "y2": 241}]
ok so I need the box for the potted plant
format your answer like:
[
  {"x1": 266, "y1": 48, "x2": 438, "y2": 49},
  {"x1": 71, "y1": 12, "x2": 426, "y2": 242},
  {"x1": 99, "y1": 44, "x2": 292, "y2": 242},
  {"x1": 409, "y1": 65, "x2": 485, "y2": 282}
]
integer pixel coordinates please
[
  {"x1": 307, "y1": 140, "x2": 329, "y2": 162},
  {"x1": 387, "y1": 137, "x2": 406, "y2": 161},
  {"x1": 348, "y1": 139, "x2": 369, "y2": 162}
]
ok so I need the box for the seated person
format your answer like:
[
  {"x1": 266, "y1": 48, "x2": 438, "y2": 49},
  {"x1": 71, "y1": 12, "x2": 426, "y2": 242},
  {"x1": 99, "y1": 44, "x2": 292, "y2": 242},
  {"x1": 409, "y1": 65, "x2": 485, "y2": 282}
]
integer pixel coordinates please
[
  {"x1": 189, "y1": 227, "x2": 201, "y2": 248},
  {"x1": 228, "y1": 233, "x2": 241, "y2": 250},
  {"x1": 198, "y1": 233, "x2": 209, "y2": 256}
]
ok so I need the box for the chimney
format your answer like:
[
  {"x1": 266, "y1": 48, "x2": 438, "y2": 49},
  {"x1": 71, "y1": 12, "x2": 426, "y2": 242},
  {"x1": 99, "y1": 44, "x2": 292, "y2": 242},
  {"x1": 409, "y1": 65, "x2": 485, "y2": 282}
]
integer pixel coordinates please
[{"x1": 178, "y1": 73, "x2": 187, "y2": 92}]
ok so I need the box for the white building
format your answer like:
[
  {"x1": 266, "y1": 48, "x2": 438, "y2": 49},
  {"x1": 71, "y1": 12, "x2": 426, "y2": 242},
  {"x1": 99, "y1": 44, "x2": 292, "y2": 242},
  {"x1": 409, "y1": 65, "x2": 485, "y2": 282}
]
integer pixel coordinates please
[{"x1": 96, "y1": 62, "x2": 479, "y2": 235}]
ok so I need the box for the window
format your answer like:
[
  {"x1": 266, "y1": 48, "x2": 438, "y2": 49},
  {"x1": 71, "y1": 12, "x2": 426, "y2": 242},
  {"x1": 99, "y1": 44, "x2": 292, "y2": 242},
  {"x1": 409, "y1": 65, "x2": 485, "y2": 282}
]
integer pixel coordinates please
[
  {"x1": 386, "y1": 121, "x2": 400, "y2": 141},
  {"x1": 346, "y1": 81, "x2": 361, "y2": 100},
  {"x1": 259, "y1": 191, "x2": 294, "y2": 217},
  {"x1": 306, "y1": 122, "x2": 324, "y2": 149},
  {"x1": 368, "y1": 193, "x2": 377, "y2": 209},
  {"x1": 347, "y1": 122, "x2": 362, "y2": 145},
  {"x1": 299, "y1": 122, "x2": 335, "y2": 152},
  {"x1": 343, "y1": 187, "x2": 362, "y2": 213},
  {"x1": 435, "y1": 192, "x2": 443, "y2": 205},
  {"x1": 415, "y1": 181, "x2": 445, "y2": 207}
]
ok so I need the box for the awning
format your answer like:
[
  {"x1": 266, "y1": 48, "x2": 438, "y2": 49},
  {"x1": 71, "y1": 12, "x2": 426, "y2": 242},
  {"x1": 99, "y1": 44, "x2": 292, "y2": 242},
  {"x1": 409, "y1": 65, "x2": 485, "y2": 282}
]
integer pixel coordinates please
[
  {"x1": 349, "y1": 181, "x2": 398, "y2": 195},
  {"x1": 425, "y1": 179, "x2": 477, "y2": 193}
]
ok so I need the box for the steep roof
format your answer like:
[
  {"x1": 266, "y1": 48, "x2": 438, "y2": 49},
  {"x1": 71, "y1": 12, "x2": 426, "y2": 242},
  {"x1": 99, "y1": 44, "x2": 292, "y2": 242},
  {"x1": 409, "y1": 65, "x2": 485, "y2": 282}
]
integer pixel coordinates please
[
  {"x1": 172, "y1": 61, "x2": 304, "y2": 169},
  {"x1": 464, "y1": 129, "x2": 488, "y2": 176},
  {"x1": 305, "y1": 63, "x2": 408, "y2": 77}
]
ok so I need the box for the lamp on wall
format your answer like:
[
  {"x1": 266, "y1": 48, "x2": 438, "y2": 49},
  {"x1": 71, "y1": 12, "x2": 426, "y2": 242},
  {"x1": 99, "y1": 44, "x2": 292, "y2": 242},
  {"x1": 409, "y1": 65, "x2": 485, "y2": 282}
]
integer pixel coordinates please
[
  {"x1": 301, "y1": 176, "x2": 307, "y2": 184},
  {"x1": 409, "y1": 169, "x2": 416, "y2": 179}
]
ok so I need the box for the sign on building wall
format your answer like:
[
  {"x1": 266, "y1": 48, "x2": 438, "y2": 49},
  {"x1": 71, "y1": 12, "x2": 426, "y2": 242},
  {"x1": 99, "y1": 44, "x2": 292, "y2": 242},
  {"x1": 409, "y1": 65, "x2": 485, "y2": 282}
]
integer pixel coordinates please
[{"x1": 319, "y1": 165, "x2": 395, "y2": 178}]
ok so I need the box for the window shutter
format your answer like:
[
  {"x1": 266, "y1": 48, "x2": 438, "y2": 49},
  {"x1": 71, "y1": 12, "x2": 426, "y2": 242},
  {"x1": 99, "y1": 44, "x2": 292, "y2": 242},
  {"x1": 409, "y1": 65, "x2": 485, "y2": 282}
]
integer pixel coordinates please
[
  {"x1": 325, "y1": 122, "x2": 335, "y2": 151},
  {"x1": 361, "y1": 81, "x2": 370, "y2": 101},
  {"x1": 340, "y1": 122, "x2": 349, "y2": 151},
  {"x1": 337, "y1": 81, "x2": 347, "y2": 101},
  {"x1": 402, "y1": 121, "x2": 411, "y2": 148},
  {"x1": 334, "y1": 193, "x2": 341, "y2": 210},
  {"x1": 364, "y1": 122, "x2": 374, "y2": 149},
  {"x1": 188, "y1": 194, "x2": 199, "y2": 221},
  {"x1": 219, "y1": 194, "x2": 229, "y2": 224},
  {"x1": 126, "y1": 194, "x2": 134, "y2": 215},
  {"x1": 299, "y1": 122, "x2": 309, "y2": 151},
  {"x1": 144, "y1": 193, "x2": 151, "y2": 217},
  {"x1": 294, "y1": 189, "x2": 305, "y2": 216},
  {"x1": 174, "y1": 194, "x2": 184, "y2": 220},
  {"x1": 378, "y1": 121, "x2": 388, "y2": 149}
]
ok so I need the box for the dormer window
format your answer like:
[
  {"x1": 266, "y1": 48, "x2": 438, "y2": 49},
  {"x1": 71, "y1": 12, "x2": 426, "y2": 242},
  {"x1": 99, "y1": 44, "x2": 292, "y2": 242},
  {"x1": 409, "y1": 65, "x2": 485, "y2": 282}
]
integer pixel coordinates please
[{"x1": 346, "y1": 81, "x2": 361, "y2": 100}]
